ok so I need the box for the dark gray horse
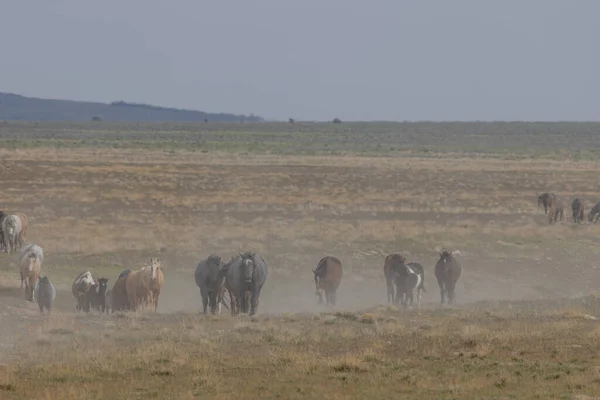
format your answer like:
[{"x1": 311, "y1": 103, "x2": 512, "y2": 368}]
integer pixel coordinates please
[
  {"x1": 572, "y1": 198, "x2": 584, "y2": 224},
  {"x1": 194, "y1": 254, "x2": 227, "y2": 315},
  {"x1": 221, "y1": 252, "x2": 268, "y2": 316},
  {"x1": 0, "y1": 210, "x2": 7, "y2": 252},
  {"x1": 589, "y1": 201, "x2": 600, "y2": 223},
  {"x1": 434, "y1": 250, "x2": 462, "y2": 305},
  {"x1": 34, "y1": 275, "x2": 56, "y2": 314}
]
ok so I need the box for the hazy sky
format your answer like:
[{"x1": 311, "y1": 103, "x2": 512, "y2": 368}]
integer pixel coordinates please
[{"x1": 1, "y1": 1, "x2": 598, "y2": 121}]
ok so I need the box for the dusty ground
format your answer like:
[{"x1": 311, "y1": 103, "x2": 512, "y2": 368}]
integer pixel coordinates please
[{"x1": 1, "y1": 122, "x2": 600, "y2": 399}]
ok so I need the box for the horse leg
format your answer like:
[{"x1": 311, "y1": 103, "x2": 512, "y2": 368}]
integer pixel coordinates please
[
  {"x1": 84, "y1": 296, "x2": 90, "y2": 313},
  {"x1": 398, "y1": 286, "x2": 406, "y2": 307},
  {"x1": 229, "y1": 292, "x2": 236, "y2": 316},
  {"x1": 239, "y1": 292, "x2": 245, "y2": 314},
  {"x1": 249, "y1": 288, "x2": 260, "y2": 317},
  {"x1": 201, "y1": 290, "x2": 208, "y2": 315},
  {"x1": 438, "y1": 280, "x2": 446, "y2": 304},
  {"x1": 127, "y1": 291, "x2": 136, "y2": 312},
  {"x1": 235, "y1": 291, "x2": 244, "y2": 315},
  {"x1": 386, "y1": 279, "x2": 393, "y2": 303},
  {"x1": 247, "y1": 291, "x2": 252, "y2": 314},
  {"x1": 416, "y1": 288, "x2": 422, "y2": 309},
  {"x1": 447, "y1": 282, "x2": 456, "y2": 305},
  {"x1": 330, "y1": 289, "x2": 337, "y2": 307}
]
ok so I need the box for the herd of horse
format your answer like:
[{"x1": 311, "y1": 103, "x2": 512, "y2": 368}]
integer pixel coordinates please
[
  {"x1": 8, "y1": 237, "x2": 462, "y2": 316},
  {"x1": 0, "y1": 192, "x2": 590, "y2": 316},
  {"x1": 537, "y1": 192, "x2": 600, "y2": 224}
]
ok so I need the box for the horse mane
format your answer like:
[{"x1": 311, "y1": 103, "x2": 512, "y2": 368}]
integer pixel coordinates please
[
  {"x1": 314, "y1": 256, "x2": 331, "y2": 277},
  {"x1": 216, "y1": 262, "x2": 230, "y2": 280},
  {"x1": 239, "y1": 251, "x2": 256, "y2": 260},
  {"x1": 207, "y1": 253, "x2": 221, "y2": 266},
  {"x1": 389, "y1": 252, "x2": 406, "y2": 263},
  {"x1": 118, "y1": 269, "x2": 132, "y2": 279}
]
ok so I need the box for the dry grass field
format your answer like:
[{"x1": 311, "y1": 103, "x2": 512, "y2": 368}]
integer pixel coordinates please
[{"x1": 1, "y1": 121, "x2": 600, "y2": 399}]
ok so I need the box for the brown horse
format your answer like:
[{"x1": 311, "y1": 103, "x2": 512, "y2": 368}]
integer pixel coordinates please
[
  {"x1": 126, "y1": 258, "x2": 164, "y2": 312},
  {"x1": 548, "y1": 197, "x2": 565, "y2": 224},
  {"x1": 110, "y1": 269, "x2": 132, "y2": 312},
  {"x1": 313, "y1": 256, "x2": 343, "y2": 307},
  {"x1": 15, "y1": 212, "x2": 28, "y2": 247},
  {"x1": 143, "y1": 259, "x2": 164, "y2": 312},
  {"x1": 383, "y1": 253, "x2": 405, "y2": 304},
  {"x1": 537, "y1": 193, "x2": 556, "y2": 214},
  {"x1": 20, "y1": 253, "x2": 41, "y2": 302}
]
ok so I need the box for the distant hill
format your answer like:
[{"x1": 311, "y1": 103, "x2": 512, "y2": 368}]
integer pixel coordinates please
[{"x1": 0, "y1": 92, "x2": 263, "y2": 122}]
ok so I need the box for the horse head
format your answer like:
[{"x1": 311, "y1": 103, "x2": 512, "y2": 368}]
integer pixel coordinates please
[
  {"x1": 438, "y1": 250, "x2": 460, "y2": 273},
  {"x1": 27, "y1": 254, "x2": 38, "y2": 270},
  {"x1": 241, "y1": 254, "x2": 255, "y2": 284},
  {"x1": 97, "y1": 278, "x2": 109, "y2": 295},
  {"x1": 6, "y1": 217, "x2": 16, "y2": 236},
  {"x1": 148, "y1": 258, "x2": 161, "y2": 281},
  {"x1": 206, "y1": 254, "x2": 222, "y2": 282}
]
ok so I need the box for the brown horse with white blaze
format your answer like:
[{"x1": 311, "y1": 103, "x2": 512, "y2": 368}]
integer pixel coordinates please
[
  {"x1": 20, "y1": 253, "x2": 41, "y2": 302},
  {"x1": 313, "y1": 256, "x2": 343, "y2": 307},
  {"x1": 126, "y1": 258, "x2": 164, "y2": 312}
]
